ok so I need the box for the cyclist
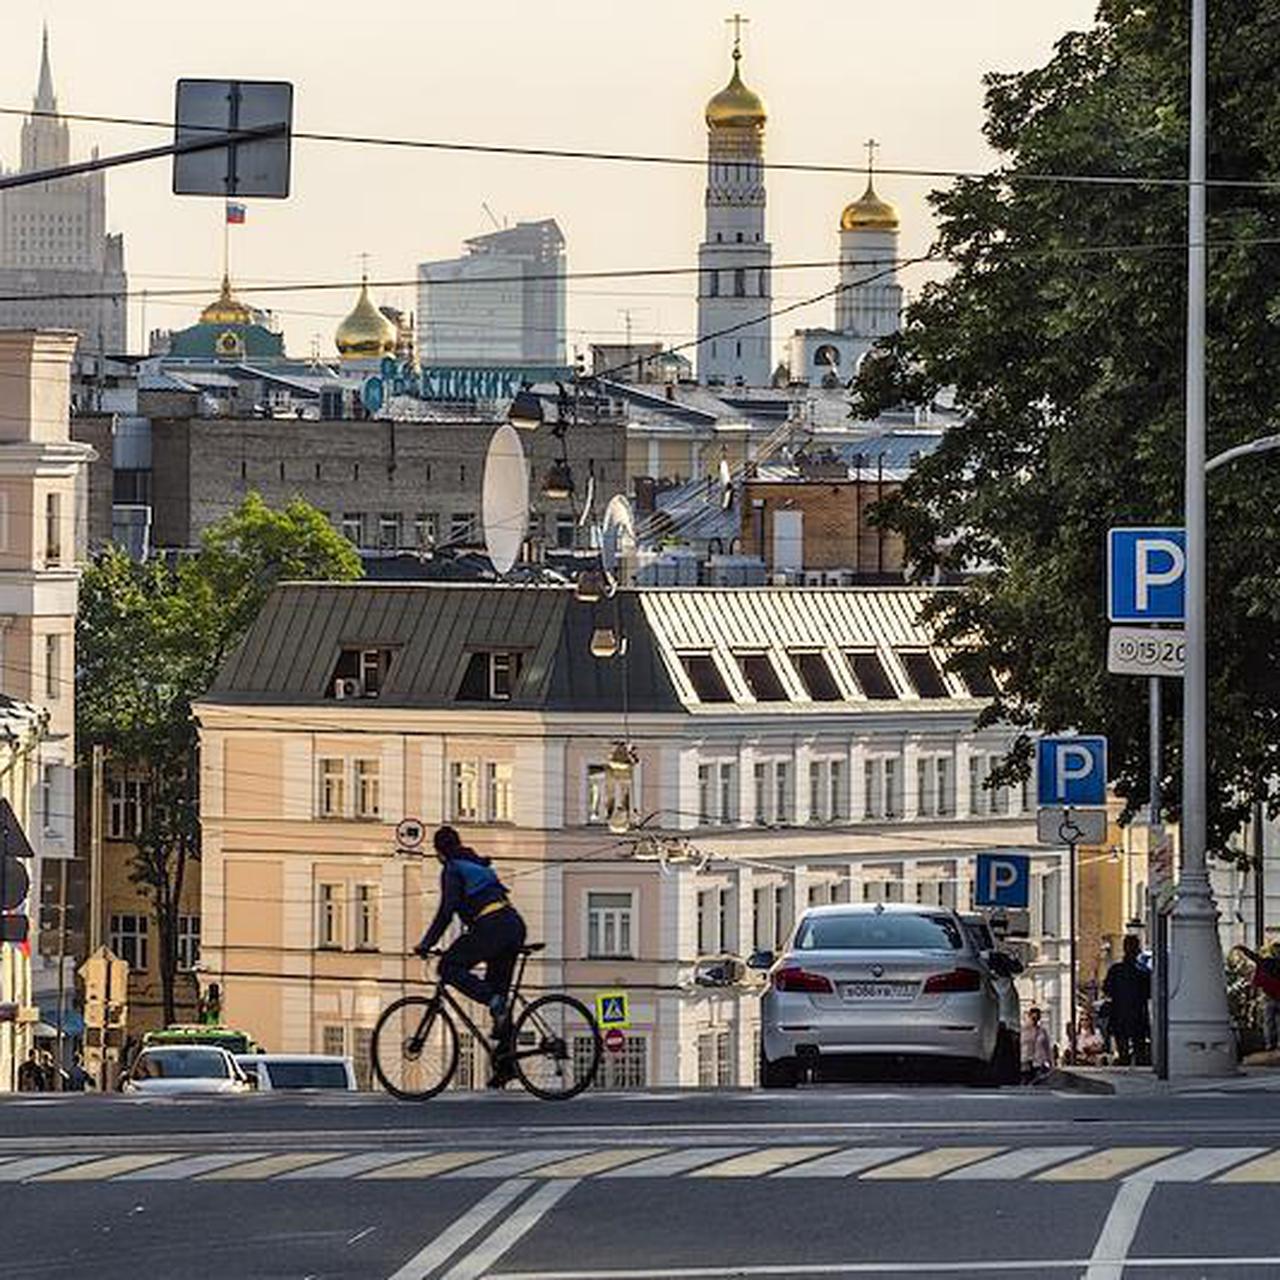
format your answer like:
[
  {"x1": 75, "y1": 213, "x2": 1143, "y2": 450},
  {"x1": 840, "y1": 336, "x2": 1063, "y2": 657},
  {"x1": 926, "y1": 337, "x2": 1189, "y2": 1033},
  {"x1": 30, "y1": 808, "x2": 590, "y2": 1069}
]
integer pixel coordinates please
[{"x1": 415, "y1": 825, "x2": 527, "y2": 1083}]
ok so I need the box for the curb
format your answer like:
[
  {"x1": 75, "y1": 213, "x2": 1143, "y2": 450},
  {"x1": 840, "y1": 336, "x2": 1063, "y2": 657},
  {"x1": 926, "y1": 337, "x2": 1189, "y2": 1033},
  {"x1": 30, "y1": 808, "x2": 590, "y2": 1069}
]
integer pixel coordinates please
[{"x1": 1044, "y1": 1068, "x2": 1116, "y2": 1096}]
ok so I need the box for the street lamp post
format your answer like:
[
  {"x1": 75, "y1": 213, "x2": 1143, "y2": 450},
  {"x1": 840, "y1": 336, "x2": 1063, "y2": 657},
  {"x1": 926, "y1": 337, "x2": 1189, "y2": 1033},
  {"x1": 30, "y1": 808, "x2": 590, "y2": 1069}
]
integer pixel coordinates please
[{"x1": 1167, "y1": 0, "x2": 1235, "y2": 1077}]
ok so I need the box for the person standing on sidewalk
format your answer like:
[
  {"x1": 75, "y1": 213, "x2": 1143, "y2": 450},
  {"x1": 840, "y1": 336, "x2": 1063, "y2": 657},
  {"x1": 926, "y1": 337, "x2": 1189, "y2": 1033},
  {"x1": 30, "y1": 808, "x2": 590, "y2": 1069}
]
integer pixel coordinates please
[
  {"x1": 1232, "y1": 941, "x2": 1280, "y2": 1051},
  {"x1": 1020, "y1": 1006, "x2": 1053, "y2": 1084},
  {"x1": 1103, "y1": 934, "x2": 1152, "y2": 1065}
]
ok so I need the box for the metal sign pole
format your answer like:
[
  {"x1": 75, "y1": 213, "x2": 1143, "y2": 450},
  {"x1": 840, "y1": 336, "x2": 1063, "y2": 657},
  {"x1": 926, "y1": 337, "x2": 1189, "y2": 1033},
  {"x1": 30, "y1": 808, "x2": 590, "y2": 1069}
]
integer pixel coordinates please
[
  {"x1": 1149, "y1": 674, "x2": 1168, "y2": 1079},
  {"x1": 1068, "y1": 835, "x2": 1079, "y2": 1064}
]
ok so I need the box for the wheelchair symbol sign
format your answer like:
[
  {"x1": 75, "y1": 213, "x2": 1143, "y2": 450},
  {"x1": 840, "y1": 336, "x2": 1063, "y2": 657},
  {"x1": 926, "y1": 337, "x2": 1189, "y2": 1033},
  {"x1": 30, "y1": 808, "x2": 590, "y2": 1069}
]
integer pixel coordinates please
[{"x1": 595, "y1": 990, "x2": 630, "y2": 1029}]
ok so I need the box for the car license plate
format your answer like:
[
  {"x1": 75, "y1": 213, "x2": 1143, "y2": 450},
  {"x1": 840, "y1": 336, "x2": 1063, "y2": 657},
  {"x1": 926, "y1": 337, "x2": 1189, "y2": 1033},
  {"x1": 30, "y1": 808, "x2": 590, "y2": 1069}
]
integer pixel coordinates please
[{"x1": 841, "y1": 981, "x2": 915, "y2": 1001}]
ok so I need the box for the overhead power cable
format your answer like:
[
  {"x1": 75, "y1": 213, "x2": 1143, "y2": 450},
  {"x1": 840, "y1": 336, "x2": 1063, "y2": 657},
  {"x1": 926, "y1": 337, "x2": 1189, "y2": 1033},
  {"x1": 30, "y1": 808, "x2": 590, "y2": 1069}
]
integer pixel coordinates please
[{"x1": 0, "y1": 103, "x2": 1277, "y2": 192}]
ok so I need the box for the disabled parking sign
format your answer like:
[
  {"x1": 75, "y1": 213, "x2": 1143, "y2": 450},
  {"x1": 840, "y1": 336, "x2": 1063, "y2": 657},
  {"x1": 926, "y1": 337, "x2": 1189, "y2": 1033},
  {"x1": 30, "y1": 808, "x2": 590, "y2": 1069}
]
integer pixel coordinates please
[{"x1": 595, "y1": 990, "x2": 630, "y2": 1029}]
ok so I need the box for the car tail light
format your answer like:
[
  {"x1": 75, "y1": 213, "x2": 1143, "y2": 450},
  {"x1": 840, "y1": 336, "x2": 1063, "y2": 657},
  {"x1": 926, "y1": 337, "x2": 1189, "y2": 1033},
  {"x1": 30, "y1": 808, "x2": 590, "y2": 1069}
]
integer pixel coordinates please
[
  {"x1": 923, "y1": 967, "x2": 982, "y2": 993},
  {"x1": 772, "y1": 966, "x2": 834, "y2": 994}
]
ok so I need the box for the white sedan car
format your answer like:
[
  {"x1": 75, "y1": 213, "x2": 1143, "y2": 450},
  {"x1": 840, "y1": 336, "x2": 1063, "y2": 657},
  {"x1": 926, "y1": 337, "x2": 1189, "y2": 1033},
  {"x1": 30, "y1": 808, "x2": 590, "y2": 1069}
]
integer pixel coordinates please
[
  {"x1": 122, "y1": 1045, "x2": 252, "y2": 1096},
  {"x1": 757, "y1": 902, "x2": 1001, "y2": 1086}
]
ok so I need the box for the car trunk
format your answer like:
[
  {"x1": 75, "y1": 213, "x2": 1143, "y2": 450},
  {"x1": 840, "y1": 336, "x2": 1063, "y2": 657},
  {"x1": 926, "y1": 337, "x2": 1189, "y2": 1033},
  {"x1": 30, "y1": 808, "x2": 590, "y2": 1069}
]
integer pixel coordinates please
[{"x1": 791, "y1": 948, "x2": 965, "y2": 1010}]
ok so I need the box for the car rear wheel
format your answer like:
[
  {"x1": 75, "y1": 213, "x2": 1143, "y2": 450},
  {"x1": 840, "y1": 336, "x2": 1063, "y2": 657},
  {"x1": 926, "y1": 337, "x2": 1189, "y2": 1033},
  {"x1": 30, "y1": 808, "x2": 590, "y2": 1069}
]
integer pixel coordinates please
[{"x1": 759, "y1": 1049, "x2": 799, "y2": 1089}]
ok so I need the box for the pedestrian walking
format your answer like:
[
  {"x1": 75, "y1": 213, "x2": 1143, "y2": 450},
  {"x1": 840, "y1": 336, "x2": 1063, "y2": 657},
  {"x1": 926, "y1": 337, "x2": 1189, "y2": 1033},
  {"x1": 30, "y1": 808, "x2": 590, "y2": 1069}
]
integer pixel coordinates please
[
  {"x1": 1231, "y1": 941, "x2": 1280, "y2": 1051},
  {"x1": 1103, "y1": 934, "x2": 1151, "y2": 1065},
  {"x1": 16, "y1": 1049, "x2": 44, "y2": 1092},
  {"x1": 1020, "y1": 1006, "x2": 1053, "y2": 1084}
]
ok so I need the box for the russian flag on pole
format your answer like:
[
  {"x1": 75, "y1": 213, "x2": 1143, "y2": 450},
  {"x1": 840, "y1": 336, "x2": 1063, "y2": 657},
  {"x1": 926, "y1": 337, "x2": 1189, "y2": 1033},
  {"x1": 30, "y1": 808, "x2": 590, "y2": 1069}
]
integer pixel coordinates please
[{"x1": 225, "y1": 201, "x2": 247, "y2": 225}]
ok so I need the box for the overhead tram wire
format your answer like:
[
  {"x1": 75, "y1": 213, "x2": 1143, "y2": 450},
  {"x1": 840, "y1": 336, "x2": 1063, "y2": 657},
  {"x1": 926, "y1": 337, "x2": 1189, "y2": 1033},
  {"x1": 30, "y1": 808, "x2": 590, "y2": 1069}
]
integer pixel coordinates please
[{"x1": 0, "y1": 102, "x2": 1276, "y2": 191}]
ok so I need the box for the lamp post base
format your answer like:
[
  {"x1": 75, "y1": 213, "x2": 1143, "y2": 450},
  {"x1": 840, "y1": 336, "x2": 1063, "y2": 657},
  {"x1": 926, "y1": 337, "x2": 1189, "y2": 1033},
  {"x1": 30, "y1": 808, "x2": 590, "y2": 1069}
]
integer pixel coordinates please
[{"x1": 1166, "y1": 876, "x2": 1236, "y2": 1078}]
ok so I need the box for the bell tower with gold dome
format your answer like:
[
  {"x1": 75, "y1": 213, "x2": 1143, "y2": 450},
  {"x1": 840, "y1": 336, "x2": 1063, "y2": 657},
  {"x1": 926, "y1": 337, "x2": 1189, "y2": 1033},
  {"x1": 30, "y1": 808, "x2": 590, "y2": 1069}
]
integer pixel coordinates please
[
  {"x1": 834, "y1": 139, "x2": 903, "y2": 340},
  {"x1": 696, "y1": 16, "x2": 772, "y2": 388}
]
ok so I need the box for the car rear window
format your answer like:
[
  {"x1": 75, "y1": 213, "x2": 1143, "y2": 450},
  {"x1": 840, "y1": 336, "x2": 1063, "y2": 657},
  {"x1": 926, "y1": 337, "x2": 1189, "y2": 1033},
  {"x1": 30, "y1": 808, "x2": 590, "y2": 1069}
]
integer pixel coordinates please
[
  {"x1": 263, "y1": 1061, "x2": 350, "y2": 1089},
  {"x1": 135, "y1": 1049, "x2": 228, "y2": 1079},
  {"x1": 794, "y1": 912, "x2": 963, "y2": 951}
]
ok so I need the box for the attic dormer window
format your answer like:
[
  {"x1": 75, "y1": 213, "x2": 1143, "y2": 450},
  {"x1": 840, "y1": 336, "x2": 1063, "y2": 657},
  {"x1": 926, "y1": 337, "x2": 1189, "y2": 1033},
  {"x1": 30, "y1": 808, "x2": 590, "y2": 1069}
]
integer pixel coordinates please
[
  {"x1": 329, "y1": 647, "x2": 395, "y2": 699},
  {"x1": 457, "y1": 651, "x2": 525, "y2": 702}
]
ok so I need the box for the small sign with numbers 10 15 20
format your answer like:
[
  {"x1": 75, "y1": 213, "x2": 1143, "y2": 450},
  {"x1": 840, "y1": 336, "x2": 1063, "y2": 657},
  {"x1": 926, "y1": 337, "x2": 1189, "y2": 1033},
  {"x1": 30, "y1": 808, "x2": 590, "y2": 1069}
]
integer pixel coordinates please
[{"x1": 1107, "y1": 625, "x2": 1186, "y2": 678}]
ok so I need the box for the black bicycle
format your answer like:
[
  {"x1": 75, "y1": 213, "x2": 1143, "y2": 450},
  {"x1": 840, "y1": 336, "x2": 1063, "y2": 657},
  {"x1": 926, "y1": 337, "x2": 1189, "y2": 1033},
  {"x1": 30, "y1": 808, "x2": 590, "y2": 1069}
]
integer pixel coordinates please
[{"x1": 371, "y1": 943, "x2": 603, "y2": 1101}]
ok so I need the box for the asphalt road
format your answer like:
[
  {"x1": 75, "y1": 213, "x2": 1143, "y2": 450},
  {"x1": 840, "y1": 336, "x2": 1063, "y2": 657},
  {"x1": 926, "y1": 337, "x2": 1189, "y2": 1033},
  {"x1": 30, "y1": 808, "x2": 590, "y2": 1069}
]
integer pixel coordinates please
[{"x1": 3, "y1": 1083, "x2": 1280, "y2": 1280}]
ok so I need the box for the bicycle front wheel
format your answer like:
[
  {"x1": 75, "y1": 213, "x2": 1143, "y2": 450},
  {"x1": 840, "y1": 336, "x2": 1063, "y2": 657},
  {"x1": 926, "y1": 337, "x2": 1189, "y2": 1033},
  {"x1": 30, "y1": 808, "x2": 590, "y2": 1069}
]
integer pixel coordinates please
[
  {"x1": 372, "y1": 996, "x2": 459, "y2": 1101},
  {"x1": 510, "y1": 994, "x2": 602, "y2": 1101}
]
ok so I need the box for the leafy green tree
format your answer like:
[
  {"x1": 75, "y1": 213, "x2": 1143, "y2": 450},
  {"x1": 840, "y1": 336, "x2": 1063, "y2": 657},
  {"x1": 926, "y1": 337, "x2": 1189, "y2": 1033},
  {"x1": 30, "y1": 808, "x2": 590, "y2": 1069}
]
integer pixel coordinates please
[
  {"x1": 852, "y1": 0, "x2": 1280, "y2": 852},
  {"x1": 78, "y1": 495, "x2": 361, "y2": 1024}
]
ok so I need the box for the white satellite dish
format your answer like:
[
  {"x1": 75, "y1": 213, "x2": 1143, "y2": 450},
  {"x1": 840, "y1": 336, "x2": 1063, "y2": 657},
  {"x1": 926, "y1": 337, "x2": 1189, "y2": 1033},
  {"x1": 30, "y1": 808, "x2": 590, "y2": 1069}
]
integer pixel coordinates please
[
  {"x1": 482, "y1": 423, "x2": 528, "y2": 575},
  {"x1": 600, "y1": 493, "x2": 636, "y2": 575}
]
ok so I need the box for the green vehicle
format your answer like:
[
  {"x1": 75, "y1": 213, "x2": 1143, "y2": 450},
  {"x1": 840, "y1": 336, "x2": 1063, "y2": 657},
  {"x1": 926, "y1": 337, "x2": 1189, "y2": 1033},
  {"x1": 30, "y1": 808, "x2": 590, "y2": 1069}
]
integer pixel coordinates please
[{"x1": 143, "y1": 1024, "x2": 263, "y2": 1056}]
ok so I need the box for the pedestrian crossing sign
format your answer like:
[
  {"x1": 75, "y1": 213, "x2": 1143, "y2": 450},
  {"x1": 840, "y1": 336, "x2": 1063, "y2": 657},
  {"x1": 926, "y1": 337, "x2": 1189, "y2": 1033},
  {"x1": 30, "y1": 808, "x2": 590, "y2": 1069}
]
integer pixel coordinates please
[{"x1": 595, "y1": 990, "x2": 630, "y2": 1029}]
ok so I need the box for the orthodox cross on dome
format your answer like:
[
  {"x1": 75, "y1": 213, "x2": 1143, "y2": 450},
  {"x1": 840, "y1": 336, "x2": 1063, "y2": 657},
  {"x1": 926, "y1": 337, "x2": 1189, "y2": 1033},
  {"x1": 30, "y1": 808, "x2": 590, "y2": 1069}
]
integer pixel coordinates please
[
  {"x1": 726, "y1": 12, "x2": 749, "y2": 61},
  {"x1": 864, "y1": 138, "x2": 880, "y2": 180}
]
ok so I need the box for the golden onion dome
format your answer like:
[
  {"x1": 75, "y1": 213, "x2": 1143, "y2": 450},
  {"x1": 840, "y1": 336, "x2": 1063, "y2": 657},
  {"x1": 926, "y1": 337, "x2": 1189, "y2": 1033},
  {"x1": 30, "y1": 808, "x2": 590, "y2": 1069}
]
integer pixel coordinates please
[
  {"x1": 335, "y1": 276, "x2": 398, "y2": 360},
  {"x1": 705, "y1": 49, "x2": 766, "y2": 130},
  {"x1": 200, "y1": 274, "x2": 253, "y2": 326},
  {"x1": 841, "y1": 179, "x2": 900, "y2": 232}
]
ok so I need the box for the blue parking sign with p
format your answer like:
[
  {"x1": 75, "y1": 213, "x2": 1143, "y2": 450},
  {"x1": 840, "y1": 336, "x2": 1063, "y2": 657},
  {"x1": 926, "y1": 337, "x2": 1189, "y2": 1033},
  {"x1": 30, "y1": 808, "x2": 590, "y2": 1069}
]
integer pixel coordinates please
[
  {"x1": 975, "y1": 853, "x2": 1030, "y2": 909},
  {"x1": 1108, "y1": 527, "x2": 1186, "y2": 622},
  {"x1": 1036, "y1": 736, "x2": 1108, "y2": 807}
]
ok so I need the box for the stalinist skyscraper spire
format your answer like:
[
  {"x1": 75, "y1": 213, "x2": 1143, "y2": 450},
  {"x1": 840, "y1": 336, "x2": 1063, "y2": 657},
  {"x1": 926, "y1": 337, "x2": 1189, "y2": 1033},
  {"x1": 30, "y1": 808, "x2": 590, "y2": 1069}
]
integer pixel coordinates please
[
  {"x1": 696, "y1": 16, "x2": 773, "y2": 388},
  {"x1": 22, "y1": 24, "x2": 70, "y2": 172}
]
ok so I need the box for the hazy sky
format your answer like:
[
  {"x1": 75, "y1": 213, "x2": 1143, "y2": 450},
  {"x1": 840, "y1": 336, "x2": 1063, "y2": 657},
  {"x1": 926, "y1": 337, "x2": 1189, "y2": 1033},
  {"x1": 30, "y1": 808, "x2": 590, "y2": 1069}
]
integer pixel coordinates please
[{"x1": 3, "y1": 1, "x2": 1098, "y2": 360}]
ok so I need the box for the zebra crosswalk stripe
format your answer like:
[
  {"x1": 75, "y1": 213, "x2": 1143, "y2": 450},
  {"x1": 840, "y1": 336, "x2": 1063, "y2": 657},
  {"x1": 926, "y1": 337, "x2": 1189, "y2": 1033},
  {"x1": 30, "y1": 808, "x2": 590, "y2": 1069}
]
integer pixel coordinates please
[
  {"x1": 771, "y1": 1146, "x2": 920, "y2": 1179},
  {"x1": 943, "y1": 1146, "x2": 1093, "y2": 1181},
  {"x1": 1127, "y1": 1148, "x2": 1265, "y2": 1183},
  {"x1": 860, "y1": 1146, "x2": 1004, "y2": 1180},
  {"x1": 36, "y1": 1153, "x2": 181, "y2": 1182},
  {"x1": 690, "y1": 1147, "x2": 835, "y2": 1178},
  {"x1": 199, "y1": 1152, "x2": 345, "y2": 1180},
  {"x1": 1036, "y1": 1147, "x2": 1179, "y2": 1181}
]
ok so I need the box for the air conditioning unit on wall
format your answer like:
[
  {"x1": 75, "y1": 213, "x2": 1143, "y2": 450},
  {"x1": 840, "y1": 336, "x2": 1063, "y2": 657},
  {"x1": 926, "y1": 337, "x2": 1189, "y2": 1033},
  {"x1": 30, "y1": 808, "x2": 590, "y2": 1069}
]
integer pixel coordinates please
[{"x1": 333, "y1": 678, "x2": 360, "y2": 699}]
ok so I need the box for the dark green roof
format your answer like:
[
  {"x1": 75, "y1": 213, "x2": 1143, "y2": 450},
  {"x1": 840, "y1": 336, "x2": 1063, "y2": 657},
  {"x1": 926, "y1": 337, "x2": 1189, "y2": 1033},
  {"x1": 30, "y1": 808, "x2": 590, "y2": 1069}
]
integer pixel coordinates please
[{"x1": 208, "y1": 583, "x2": 682, "y2": 713}]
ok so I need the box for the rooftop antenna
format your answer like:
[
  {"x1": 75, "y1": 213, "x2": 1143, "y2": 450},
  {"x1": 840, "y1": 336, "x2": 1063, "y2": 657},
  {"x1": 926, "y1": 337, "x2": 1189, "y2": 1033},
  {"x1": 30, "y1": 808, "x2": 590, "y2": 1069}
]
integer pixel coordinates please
[{"x1": 481, "y1": 202, "x2": 503, "y2": 232}]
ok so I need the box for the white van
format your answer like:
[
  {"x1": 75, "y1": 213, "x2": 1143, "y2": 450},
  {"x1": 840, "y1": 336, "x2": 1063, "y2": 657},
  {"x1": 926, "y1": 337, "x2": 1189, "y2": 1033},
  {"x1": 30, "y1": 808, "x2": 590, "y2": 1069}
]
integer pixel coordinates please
[{"x1": 236, "y1": 1054, "x2": 358, "y2": 1091}]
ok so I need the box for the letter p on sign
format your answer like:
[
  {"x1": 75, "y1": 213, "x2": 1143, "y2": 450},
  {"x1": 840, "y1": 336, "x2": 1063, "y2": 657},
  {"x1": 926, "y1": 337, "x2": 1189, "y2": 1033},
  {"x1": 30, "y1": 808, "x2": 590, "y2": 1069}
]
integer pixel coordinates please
[
  {"x1": 1108, "y1": 527, "x2": 1186, "y2": 622},
  {"x1": 975, "y1": 853, "x2": 1030, "y2": 909},
  {"x1": 1037, "y1": 736, "x2": 1108, "y2": 808}
]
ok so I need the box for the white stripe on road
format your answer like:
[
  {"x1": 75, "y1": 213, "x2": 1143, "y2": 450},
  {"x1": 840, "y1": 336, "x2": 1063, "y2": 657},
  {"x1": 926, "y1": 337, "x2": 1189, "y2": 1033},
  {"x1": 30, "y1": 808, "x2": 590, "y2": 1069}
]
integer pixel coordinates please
[
  {"x1": 0, "y1": 1154, "x2": 101, "y2": 1181},
  {"x1": 1126, "y1": 1147, "x2": 1265, "y2": 1182},
  {"x1": 1083, "y1": 1179, "x2": 1155, "y2": 1280},
  {"x1": 943, "y1": 1146, "x2": 1092, "y2": 1181},
  {"x1": 602, "y1": 1147, "x2": 753, "y2": 1178},
  {"x1": 384, "y1": 1178, "x2": 530, "y2": 1280},
  {"x1": 443, "y1": 1179, "x2": 579, "y2": 1280},
  {"x1": 771, "y1": 1146, "x2": 920, "y2": 1178},
  {"x1": 282, "y1": 1151, "x2": 439, "y2": 1180},
  {"x1": 117, "y1": 1151, "x2": 268, "y2": 1181},
  {"x1": 860, "y1": 1147, "x2": 1003, "y2": 1179},
  {"x1": 444, "y1": 1149, "x2": 588, "y2": 1179},
  {"x1": 690, "y1": 1147, "x2": 835, "y2": 1178}
]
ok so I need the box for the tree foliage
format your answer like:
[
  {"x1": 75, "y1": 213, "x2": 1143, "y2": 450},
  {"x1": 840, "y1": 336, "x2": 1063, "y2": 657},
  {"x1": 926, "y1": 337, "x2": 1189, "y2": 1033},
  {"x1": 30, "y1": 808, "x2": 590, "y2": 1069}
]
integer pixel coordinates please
[
  {"x1": 851, "y1": 0, "x2": 1280, "y2": 851},
  {"x1": 77, "y1": 495, "x2": 362, "y2": 1021}
]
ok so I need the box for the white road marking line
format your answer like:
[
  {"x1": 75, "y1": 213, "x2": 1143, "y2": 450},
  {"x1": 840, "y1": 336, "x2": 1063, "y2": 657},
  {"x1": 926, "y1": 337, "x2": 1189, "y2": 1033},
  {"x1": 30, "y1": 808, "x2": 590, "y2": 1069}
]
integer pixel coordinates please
[
  {"x1": 444, "y1": 1149, "x2": 588, "y2": 1179},
  {"x1": 529, "y1": 1148, "x2": 667, "y2": 1177},
  {"x1": 117, "y1": 1151, "x2": 269, "y2": 1181},
  {"x1": 1037, "y1": 1147, "x2": 1178, "y2": 1182},
  {"x1": 1127, "y1": 1147, "x2": 1264, "y2": 1182},
  {"x1": 1083, "y1": 1179, "x2": 1155, "y2": 1280},
  {"x1": 690, "y1": 1147, "x2": 835, "y2": 1178},
  {"x1": 442, "y1": 1179, "x2": 579, "y2": 1280},
  {"x1": 0, "y1": 1154, "x2": 100, "y2": 1181},
  {"x1": 860, "y1": 1146, "x2": 1004, "y2": 1179},
  {"x1": 200, "y1": 1151, "x2": 345, "y2": 1180},
  {"x1": 36, "y1": 1153, "x2": 182, "y2": 1182},
  {"x1": 384, "y1": 1178, "x2": 530, "y2": 1280},
  {"x1": 602, "y1": 1147, "x2": 753, "y2": 1178},
  {"x1": 1217, "y1": 1149, "x2": 1280, "y2": 1182},
  {"x1": 771, "y1": 1146, "x2": 920, "y2": 1178},
  {"x1": 944, "y1": 1146, "x2": 1092, "y2": 1181},
  {"x1": 283, "y1": 1151, "x2": 437, "y2": 1180}
]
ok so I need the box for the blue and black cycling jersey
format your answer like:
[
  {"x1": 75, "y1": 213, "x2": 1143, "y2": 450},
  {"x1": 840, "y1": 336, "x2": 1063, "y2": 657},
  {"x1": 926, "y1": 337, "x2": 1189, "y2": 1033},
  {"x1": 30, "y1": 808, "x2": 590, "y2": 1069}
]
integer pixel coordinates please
[{"x1": 419, "y1": 847, "x2": 512, "y2": 951}]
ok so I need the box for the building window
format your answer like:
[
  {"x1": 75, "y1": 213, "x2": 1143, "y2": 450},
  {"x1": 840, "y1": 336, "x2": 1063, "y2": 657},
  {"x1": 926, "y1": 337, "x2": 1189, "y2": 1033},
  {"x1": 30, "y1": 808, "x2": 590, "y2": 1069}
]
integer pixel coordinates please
[
  {"x1": 845, "y1": 650, "x2": 898, "y2": 700},
  {"x1": 679, "y1": 654, "x2": 733, "y2": 703},
  {"x1": 734, "y1": 268, "x2": 746, "y2": 297},
  {"x1": 968, "y1": 754, "x2": 1009, "y2": 816},
  {"x1": 177, "y1": 915, "x2": 201, "y2": 971},
  {"x1": 340, "y1": 513, "x2": 364, "y2": 546},
  {"x1": 735, "y1": 653, "x2": 788, "y2": 702},
  {"x1": 899, "y1": 650, "x2": 950, "y2": 699},
  {"x1": 45, "y1": 492, "x2": 61, "y2": 566},
  {"x1": 753, "y1": 885, "x2": 774, "y2": 950},
  {"x1": 917, "y1": 755, "x2": 955, "y2": 818},
  {"x1": 586, "y1": 764, "x2": 607, "y2": 825},
  {"x1": 355, "y1": 759, "x2": 381, "y2": 819},
  {"x1": 708, "y1": 270, "x2": 719, "y2": 298},
  {"x1": 354, "y1": 884, "x2": 379, "y2": 950},
  {"x1": 808, "y1": 758, "x2": 846, "y2": 824},
  {"x1": 321, "y1": 1025, "x2": 345, "y2": 1057},
  {"x1": 45, "y1": 632, "x2": 60, "y2": 701},
  {"x1": 378, "y1": 513, "x2": 400, "y2": 550},
  {"x1": 581, "y1": 1032, "x2": 646, "y2": 1089},
  {"x1": 352, "y1": 1027, "x2": 373, "y2": 1089},
  {"x1": 790, "y1": 651, "x2": 842, "y2": 701},
  {"x1": 319, "y1": 758, "x2": 346, "y2": 818},
  {"x1": 486, "y1": 762, "x2": 514, "y2": 824},
  {"x1": 109, "y1": 913, "x2": 148, "y2": 971},
  {"x1": 449, "y1": 512, "x2": 475, "y2": 545},
  {"x1": 317, "y1": 883, "x2": 343, "y2": 949},
  {"x1": 774, "y1": 761, "x2": 792, "y2": 825},
  {"x1": 107, "y1": 776, "x2": 148, "y2": 840},
  {"x1": 414, "y1": 512, "x2": 438, "y2": 548},
  {"x1": 451, "y1": 760, "x2": 480, "y2": 822},
  {"x1": 865, "y1": 756, "x2": 900, "y2": 820},
  {"x1": 555, "y1": 515, "x2": 576, "y2": 549},
  {"x1": 698, "y1": 761, "x2": 737, "y2": 826},
  {"x1": 586, "y1": 891, "x2": 634, "y2": 958},
  {"x1": 328, "y1": 647, "x2": 395, "y2": 699},
  {"x1": 962, "y1": 668, "x2": 1000, "y2": 698},
  {"x1": 752, "y1": 759, "x2": 791, "y2": 826},
  {"x1": 456, "y1": 651, "x2": 524, "y2": 702}
]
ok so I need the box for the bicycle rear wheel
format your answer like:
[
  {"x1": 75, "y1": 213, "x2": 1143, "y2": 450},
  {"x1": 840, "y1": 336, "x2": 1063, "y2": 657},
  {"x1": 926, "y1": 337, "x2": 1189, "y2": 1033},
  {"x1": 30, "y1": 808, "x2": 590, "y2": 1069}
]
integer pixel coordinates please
[
  {"x1": 510, "y1": 994, "x2": 602, "y2": 1100},
  {"x1": 372, "y1": 996, "x2": 458, "y2": 1100}
]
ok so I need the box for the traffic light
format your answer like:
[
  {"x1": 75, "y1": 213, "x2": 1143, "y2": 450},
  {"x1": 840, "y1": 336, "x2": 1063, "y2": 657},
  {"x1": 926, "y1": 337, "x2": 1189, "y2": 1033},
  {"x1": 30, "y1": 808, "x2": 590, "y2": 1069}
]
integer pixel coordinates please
[{"x1": 0, "y1": 798, "x2": 33, "y2": 947}]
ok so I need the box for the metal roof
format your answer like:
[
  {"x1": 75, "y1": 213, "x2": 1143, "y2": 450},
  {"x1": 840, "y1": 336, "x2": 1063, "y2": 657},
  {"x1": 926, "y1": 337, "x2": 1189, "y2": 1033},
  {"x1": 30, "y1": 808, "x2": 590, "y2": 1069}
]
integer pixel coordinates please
[
  {"x1": 638, "y1": 587, "x2": 979, "y2": 710},
  {"x1": 207, "y1": 583, "x2": 681, "y2": 713}
]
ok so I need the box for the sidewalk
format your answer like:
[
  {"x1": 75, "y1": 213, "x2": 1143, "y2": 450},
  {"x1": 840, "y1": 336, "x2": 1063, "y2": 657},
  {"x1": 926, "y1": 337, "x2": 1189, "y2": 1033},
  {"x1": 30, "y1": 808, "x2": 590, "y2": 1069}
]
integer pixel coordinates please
[{"x1": 1053, "y1": 1050, "x2": 1280, "y2": 1095}]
